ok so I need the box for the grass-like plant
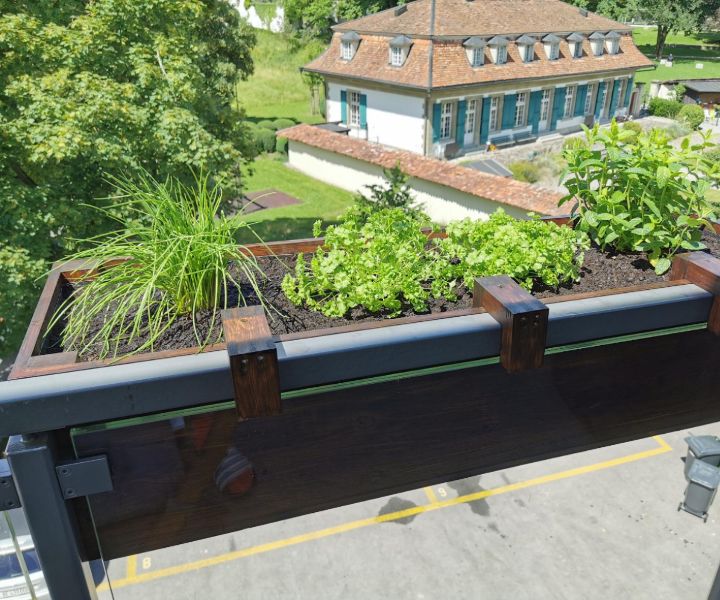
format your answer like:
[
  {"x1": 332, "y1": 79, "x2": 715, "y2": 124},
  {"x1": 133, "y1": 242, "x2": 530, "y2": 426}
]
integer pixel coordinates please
[{"x1": 50, "y1": 172, "x2": 268, "y2": 359}]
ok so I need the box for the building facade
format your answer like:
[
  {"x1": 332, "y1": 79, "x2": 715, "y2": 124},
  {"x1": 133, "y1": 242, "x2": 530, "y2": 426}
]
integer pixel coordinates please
[{"x1": 303, "y1": 0, "x2": 652, "y2": 157}]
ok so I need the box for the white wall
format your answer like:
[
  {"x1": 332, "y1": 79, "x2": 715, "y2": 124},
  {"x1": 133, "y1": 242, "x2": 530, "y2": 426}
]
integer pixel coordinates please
[
  {"x1": 326, "y1": 82, "x2": 426, "y2": 155},
  {"x1": 287, "y1": 141, "x2": 529, "y2": 223}
]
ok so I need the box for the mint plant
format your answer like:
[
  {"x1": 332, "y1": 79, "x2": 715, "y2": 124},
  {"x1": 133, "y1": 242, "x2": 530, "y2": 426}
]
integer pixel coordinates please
[
  {"x1": 561, "y1": 121, "x2": 719, "y2": 274},
  {"x1": 430, "y1": 210, "x2": 588, "y2": 297}
]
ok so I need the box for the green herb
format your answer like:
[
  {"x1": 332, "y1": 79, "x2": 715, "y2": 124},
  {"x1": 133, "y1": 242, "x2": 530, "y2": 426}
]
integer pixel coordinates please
[
  {"x1": 561, "y1": 121, "x2": 719, "y2": 274},
  {"x1": 49, "y1": 173, "x2": 268, "y2": 359}
]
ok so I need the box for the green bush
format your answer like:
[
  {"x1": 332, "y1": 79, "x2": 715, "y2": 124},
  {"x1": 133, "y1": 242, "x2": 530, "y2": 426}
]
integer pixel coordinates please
[
  {"x1": 255, "y1": 128, "x2": 277, "y2": 153},
  {"x1": 508, "y1": 160, "x2": 541, "y2": 183},
  {"x1": 678, "y1": 104, "x2": 705, "y2": 130},
  {"x1": 273, "y1": 118, "x2": 296, "y2": 131},
  {"x1": 561, "y1": 120, "x2": 720, "y2": 274},
  {"x1": 563, "y1": 136, "x2": 588, "y2": 152},
  {"x1": 648, "y1": 97, "x2": 683, "y2": 118},
  {"x1": 275, "y1": 136, "x2": 288, "y2": 154},
  {"x1": 661, "y1": 122, "x2": 692, "y2": 140},
  {"x1": 349, "y1": 164, "x2": 423, "y2": 222},
  {"x1": 622, "y1": 121, "x2": 643, "y2": 143},
  {"x1": 256, "y1": 119, "x2": 277, "y2": 131}
]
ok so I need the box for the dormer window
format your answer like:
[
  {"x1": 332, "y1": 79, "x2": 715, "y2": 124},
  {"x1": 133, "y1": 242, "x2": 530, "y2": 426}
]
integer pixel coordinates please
[
  {"x1": 340, "y1": 31, "x2": 360, "y2": 61},
  {"x1": 516, "y1": 35, "x2": 536, "y2": 63},
  {"x1": 389, "y1": 35, "x2": 412, "y2": 67},
  {"x1": 542, "y1": 34, "x2": 562, "y2": 60},
  {"x1": 463, "y1": 36, "x2": 487, "y2": 67},
  {"x1": 605, "y1": 31, "x2": 621, "y2": 55},
  {"x1": 589, "y1": 32, "x2": 605, "y2": 56},
  {"x1": 488, "y1": 36, "x2": 509, "y2": 65},
  {"x1": 567, "y1": 32, "x2": 585, "y2": 58}
]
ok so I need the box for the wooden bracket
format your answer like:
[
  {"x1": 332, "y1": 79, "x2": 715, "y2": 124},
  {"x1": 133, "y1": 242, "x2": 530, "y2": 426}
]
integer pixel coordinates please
[
  {"x1": 474, "y1": 275, "x2": 549, "y2": 373},
  {"x1": 670, "y1": 252, "x2": 720, "y2": 335},
  {"x1": 221, "y1": 306, "x2": 282, "y2": 419}
]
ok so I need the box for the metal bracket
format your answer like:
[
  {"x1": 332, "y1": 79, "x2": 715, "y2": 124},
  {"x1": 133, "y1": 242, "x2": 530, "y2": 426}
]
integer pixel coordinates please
[
  {"x1": 0, "y1": 458, "x2": 21, "y2": 510},
  {"x1": 55, "y1": 455, "x2": 113, "y2": 500}
]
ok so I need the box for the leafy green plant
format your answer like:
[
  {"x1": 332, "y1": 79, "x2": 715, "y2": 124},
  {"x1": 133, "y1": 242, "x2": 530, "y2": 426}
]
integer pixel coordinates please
[
  {"x1": 678, "y1": 104, "x2": 705, "y2": 130},
  {"x1": 430, "y1": 210, "x2": 588, "y2": 295},
  {"x1": 50, "y1": 173, "x2": 268, "y2": 358},
  {"x1": 561, "y1": 121, "x2": 720, "y2": 274},
  {"x1": 648, "y1": 97, "x2": 683, "y2": 118},
  {"x1": 622, "y1": 121, "x2": 643, "y2": 144},
  {"x1": 282, "y1": 209, "x2": 436, "y2": 317},
  {"x1": 563, "y1": 136, "x2": 588, "y2": 152},
  {"x1": 349, "y1": 164, "x2": 423, "y2": 222},
  {"x1": 508, "y1": 160, "x2": 541, "y2": 183}
]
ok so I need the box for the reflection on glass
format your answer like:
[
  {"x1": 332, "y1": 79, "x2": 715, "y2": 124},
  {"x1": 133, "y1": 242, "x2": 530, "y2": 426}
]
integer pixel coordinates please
[{"x1": 0, "y1": 508, "x2": 48, "y2": 599}]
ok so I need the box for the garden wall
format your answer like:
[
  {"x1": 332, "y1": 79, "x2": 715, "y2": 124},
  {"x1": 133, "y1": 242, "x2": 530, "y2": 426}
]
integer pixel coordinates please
[{"x1": 283, "y1": 125, "x2": 565, "y2": 223}]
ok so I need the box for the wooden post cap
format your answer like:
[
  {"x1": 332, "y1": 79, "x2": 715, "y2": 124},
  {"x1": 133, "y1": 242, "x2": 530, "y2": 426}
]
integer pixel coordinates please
[
  {"x1": 221, "y1": 305, "x2": 282, "y2": 419},
  {"x1": 474, "y1": 275, "x2": 549, "y2": 373},
  {"x1": 671, "y1": 252, "x2": 720, "y2": 335}
]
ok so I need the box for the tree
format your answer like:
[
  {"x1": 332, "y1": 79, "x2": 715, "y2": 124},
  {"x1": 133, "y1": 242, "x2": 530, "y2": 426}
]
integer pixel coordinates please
[
  {"x1": 283, "y1": 0, "x2": 405, "y2": 39},
  {"x1": 0, "y1": 0, "x2": 258, "y2": 356}
]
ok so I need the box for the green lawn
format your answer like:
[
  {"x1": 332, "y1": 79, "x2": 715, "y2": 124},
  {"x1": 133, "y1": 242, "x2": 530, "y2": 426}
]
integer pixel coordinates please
[
  {"x1": 236, "y1": 30, "x2": 327, "y2": 124},
  {"x1": 238, "y1": 157, "x2": 354, "y2": 243},
  {"x1": 632, "y1": 27, "x2": 720, "y2": 84}
]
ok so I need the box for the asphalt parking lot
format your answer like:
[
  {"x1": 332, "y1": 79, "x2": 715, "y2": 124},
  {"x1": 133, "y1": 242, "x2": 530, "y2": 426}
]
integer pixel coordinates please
[{"x1": 95, "y1": 424, "x2": 720, "y2": 599}]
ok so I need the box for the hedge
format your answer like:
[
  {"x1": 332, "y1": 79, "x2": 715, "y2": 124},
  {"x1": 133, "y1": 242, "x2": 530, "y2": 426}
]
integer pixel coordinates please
[{"x1": 648, "y1": 98, "x2": 683, "y2": 118}]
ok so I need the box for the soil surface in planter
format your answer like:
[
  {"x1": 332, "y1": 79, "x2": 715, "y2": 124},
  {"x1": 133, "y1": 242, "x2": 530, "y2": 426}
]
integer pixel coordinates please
[{"x1": 54, "y1": 230, "x2": 720, "y2": 360}]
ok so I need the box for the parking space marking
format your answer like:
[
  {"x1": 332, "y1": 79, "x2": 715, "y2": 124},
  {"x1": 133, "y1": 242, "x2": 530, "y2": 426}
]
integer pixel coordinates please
[
  {"x1": 125, "y1": 555, "x2": 137, "y2": 579},
  {"x1": 423, "y1": 486, "x2": 439, "y2": 504},
  {"x1": 99, "y1": 435, "x2": 672, "y2": 592}
]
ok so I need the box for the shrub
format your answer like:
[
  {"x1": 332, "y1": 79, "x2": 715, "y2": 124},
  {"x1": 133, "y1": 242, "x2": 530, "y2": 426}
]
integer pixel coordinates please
[
  {"x1": 255, "y1": 128, "x2": 276, "y2": 153},
  {"x1": 678, "y1": 104, "x2": 705, "y2": 130},
  {"x1": 622, "y1": 121, "x2": 643, "y2": 143},
  {"x1": 282, "y1": 209, "x2": 435, "y2": 317},
  {"x1": 661, "y1": 122, "x2": 692, "y2": 140},
  {"x1": 273, "y1": 118, "x2": 296, "y2": 131},
  {"x1": 430, "y1": 210, "x2": 588, "y2": 294},
  {"x1": 508, "y1": 160, "x2": 541, "y2": 183},
  {"x1": 50, "y1": 173, "x2": 268, "y2": 358},
  {"x1": 648, "y1": 97, "x2": 683, "y2": 118},
  {"x1": 349, "y1": 164, "x2": 424, "y2": 222},
  {"x1": 561, "y1": 121, "x2": 720, "y2": 274},
  {"x1": 275, "y1": 136, "x2": 288, "y2": 154},
  {"x1": 256, "y1": 119, "x2": 277, "y2": 131}
]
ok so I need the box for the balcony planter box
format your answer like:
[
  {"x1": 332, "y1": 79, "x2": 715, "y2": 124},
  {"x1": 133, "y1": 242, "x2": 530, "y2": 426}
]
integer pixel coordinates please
[{"x1": 4, "y1": 234, "x2": 720, "y2": 560}]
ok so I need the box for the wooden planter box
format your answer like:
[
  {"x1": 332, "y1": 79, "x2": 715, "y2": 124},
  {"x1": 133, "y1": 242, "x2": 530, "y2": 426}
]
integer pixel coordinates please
[{"x1": 8, "y1": 234, "x2": 720, "y2": 561}]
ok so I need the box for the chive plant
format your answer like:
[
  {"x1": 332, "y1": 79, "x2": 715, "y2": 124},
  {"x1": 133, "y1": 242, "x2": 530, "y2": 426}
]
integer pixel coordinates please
[{"x1": 50, "y1": 173, "x2": 268, "y2": 359}]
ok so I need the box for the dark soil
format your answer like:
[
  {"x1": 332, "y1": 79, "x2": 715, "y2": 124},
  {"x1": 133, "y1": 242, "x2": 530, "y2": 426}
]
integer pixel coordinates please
[{"x1": 57, "y1": 230, "x2": 720, "y2": 360}]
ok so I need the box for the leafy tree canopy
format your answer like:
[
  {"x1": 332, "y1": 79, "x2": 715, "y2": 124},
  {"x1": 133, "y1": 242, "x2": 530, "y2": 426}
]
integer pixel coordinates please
[{"x1": 0, "y1": 0, "x2": 257, "y2": 355}]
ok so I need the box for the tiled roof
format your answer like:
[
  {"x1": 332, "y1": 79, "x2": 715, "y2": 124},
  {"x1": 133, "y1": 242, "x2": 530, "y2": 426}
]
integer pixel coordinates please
[
  {"x1": 333, "y1": 0, "x2": 631, "y2": 37},
  {"x1": 280, "y1": 124, "x2": 566, "y2": 216},
  {"x1": 305, "y1": 34, "x2": 652, "y2": 90}
]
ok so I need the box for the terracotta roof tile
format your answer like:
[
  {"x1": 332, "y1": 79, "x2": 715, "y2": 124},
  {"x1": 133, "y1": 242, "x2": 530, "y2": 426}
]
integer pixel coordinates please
[
  {"x1": 333, "y1": 0, "x2": 631, "y2": 37},
  {"x1": 305, "y1": 33, "x2": 651, "y2": 89},
  {"x1": 280, "y1": 124, "x2": 566, "y2": 216}
]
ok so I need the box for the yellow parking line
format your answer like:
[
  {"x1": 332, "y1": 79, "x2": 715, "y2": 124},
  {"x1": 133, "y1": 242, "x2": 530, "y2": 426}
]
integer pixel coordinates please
[
  {"x1": 423, "y1": 486, "x2": 439, "y2": 504},
  {"x1": 98, "y1": 436, "x2": 671, "y2": 592},
  {"x1": 125, "y1": 555, "x2": 137, "y2": 579}
]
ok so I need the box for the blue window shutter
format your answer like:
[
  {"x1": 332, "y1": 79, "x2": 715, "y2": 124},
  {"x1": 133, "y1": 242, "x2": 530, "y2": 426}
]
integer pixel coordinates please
[
  {"x1": 341, "y1": 90, "x2": 347, "y2": 124},
  {"x1": 594, "y1": 81, "x2": 606, "y2": 119},
  {"x1": 575, "y1": 85, "x2": 587, "y2": 118},
  {"x1": 456, "y1": 100, "x2": 466, "y2": 147},
  {"x1": 624, "y1": 76, "x2": 634, "y2": 107},
  {"x1": 360, "y1": 94, "x2": 367, "y2": 129},
  {"x1": 550, "y1": 87, "x2": 565, "y2": 131},
  {"x1": 608, "y1": 80, "x2": 620, "y2": 117},
  {"x1": 529, "y1": 91, "x2": 542, "y2": 135},
  {"x1": 501, "y1": 94, "x2": 516, "y2": 130},
  {"x1": 432, "y1": 103, "x2": 441, "y2": 143},
  {"x1": 479, "y1": 97, "x2": 491, "y2": 144}
]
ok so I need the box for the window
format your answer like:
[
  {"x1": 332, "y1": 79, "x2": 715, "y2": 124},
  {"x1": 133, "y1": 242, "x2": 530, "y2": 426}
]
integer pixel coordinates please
[
  {"x1": 584, "y1": 83, "x2": 595, "y2": 114},
  {"x1": 549, "y1": 43, "x2": 560, "y2": 60},
  {"x1": 608, "y1": 39, "x2": 620, "y2": 55},
  {"x1": 349, "y1": 91, "x2": 361, "y2": 127},
  {"x1": 598, "y1": 83, "x2": 609, "y2": 115},
  {"x1": 489, "y1": 96, "x2": 500, "y2": 131},
  {"x1": 472, "y1": 47, "x2": 484, "y2": 67},
  {"x1": 522, "y1": 45, "x2": 534, "y2": 63},
  {"x1": 563, "y1": 86, "x2": 576, "y2": 118},
  {"x1": 573, "y1": 42, "x2": 583, "y2": 58},
  {"x1": 496, "y1": 45, "x2": 507, "y2": 65},
  {"x1": 616, "y1": 79, "x2": 627, "y2": 108},
  {"x1": 540, "y1": 89, "x2": 552, "y2": 121},
  {"x1": 391, "y1": 46, "x2": 404, "y2": 66},
  {"x1": 466, "y1": 99, "x2": 477, "y2": 134},
  {"x1": 440, "y1": 101, "x2": 454, "y2": 139},
  {"x1": 514, "y1": 92, "x2": 527, "y2": 127},
  {"x1": 341, "y1": 42, "x2": 354, "y2": 60}
]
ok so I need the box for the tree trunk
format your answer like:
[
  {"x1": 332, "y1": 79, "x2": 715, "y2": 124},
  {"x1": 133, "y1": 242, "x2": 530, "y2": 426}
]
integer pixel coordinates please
[{"x1": 655, "y1": 26, "x2": 669, "y2": 60}]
